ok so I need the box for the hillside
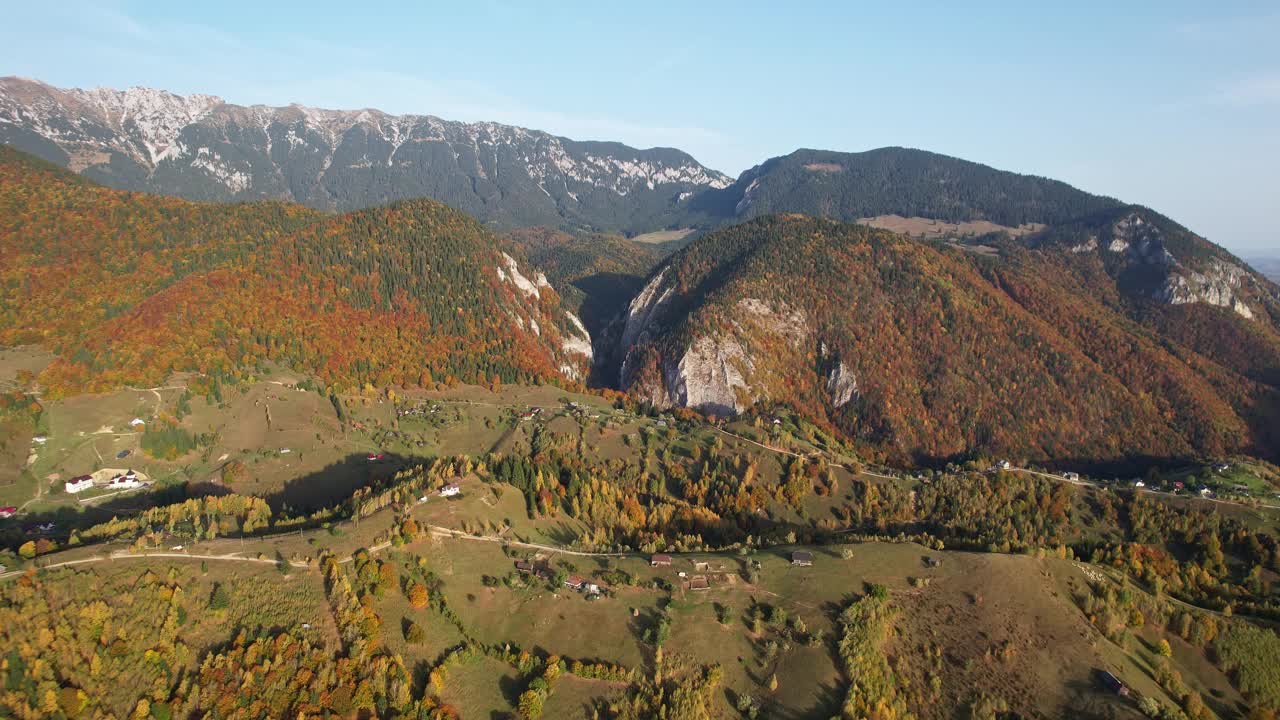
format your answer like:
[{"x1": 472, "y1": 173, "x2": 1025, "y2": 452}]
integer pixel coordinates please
[
  {"x1": 3, "y1": 378, "x2": 1278, "y2": 719},
  {"x1": 0, "y1": 146, "x2": 592, "y2": 395},
  {"x1": 613, "y1": 214, "x2": 1280, "y2": 467},
  {"x1": 0, "y1": 77, "x2": 730, "y2": 234}
]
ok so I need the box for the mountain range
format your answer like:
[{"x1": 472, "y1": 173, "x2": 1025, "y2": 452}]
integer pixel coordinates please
[
  {"x1": 3, "y1": 77, "x2": 1278, "y2": 465},
  {"x1": 0, "y1": 76, "x2": 730, "y2": 234}
]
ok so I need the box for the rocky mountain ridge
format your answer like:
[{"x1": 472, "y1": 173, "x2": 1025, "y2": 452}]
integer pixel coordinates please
[{"x1": 0, "y1": 77, "x2": 730, "y2": 232}]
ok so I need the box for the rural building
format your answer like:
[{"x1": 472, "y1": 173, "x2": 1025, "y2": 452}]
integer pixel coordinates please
[
  {"x1": 791, "y1": 551, "x2": 813, "y2": 567},
  {"x1": 1063, "y1": 472, "x2": 1080, "y2": 481},
  {"x1": 692, "y1": 560, "x2": 709, "y2": 571},
  {"x1": 1098, "y1": 670, "x2": 1130, "y2": 697},
  {"x1": 650, "y1": 554, "x2": 673, "y2": 567},
  {"x1": 564, "y1": 575, "x2": 587, "y2": 590},
  {"x1": 515, "y1": 560, "x2": 535, "y2": 573},
  {"x1": 439, "y1": 483, "x2": 461, "y2": 497},
  {"x1": 0, "y1": 507, "x2": 17, "y2": 519},
  {"x1": 924, "y1": 556, "x2": 942, "y2": 568},
  {"x1": 129, "y1": 418, "x2": 146, "y2": 427},
  {"x1": 107, "y1": 473, "x2": 142, "y2": 490},
  {"x1": 689, "y1": 575, "x2": 709, "y2": 591},
  {"x1": 64, "y1": 475, "x2": 94, "y2": 493}
]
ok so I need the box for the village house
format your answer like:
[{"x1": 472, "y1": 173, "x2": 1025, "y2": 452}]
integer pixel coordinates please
[
  {"x1": 107, "y1": 471, "x2": 143, "y2": 490},
  {"x1": 64, "y1": 475, "x2": 94, "y2": 493},
  {"x1": 1098, "y1": 670, "x2": 1130, "y2": 697},
  {"x1": 564, "y1": 575, "x2": 587, "y2": 591},
  {"x1": 439, "y1": 483, "x2": 461, "y2": 498},
  {"x1": 650, "y1": 554, "x2": 673, "y2": 567},
  {"x1": 791, "y1": 551, "x2": 813, "y2": 567}
]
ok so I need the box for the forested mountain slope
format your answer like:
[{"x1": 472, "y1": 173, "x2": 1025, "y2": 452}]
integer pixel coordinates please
[
  {"x1": 615, "y1": 214, "x2": 1280, "y2": 467},
  {"x1": 0, "y1": 146, "x2": 592, "y2": 395},
  {"x1": 0, "y1": 77, "x2": 730, "y2": 234},
  {"x1": 691, "y1": 147, "x2": 1124, "y2": 229}
]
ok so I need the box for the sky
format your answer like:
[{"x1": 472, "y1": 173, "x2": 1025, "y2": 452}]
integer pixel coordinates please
[{"x1": 2, "y1": 1, "x2": 1277, "y2": 253}]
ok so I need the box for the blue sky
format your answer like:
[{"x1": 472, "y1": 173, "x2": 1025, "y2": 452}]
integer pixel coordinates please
[{"x1": 3, "y1": 1, "x2": 1277, "y2": 253}]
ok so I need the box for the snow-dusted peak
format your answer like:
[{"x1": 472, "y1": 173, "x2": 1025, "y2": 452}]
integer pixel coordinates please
[{"x1": 1, "y1": 76, "x2": 732, "y2": 229}]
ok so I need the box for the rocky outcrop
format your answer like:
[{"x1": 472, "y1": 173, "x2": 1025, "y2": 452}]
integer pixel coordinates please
[
  {"x1": 620, "y1": 295, "x2": 822, "y2": 417},
  {"x1": 1155, "y1": 259, "x2": 1255, "y2": 319},
  {"x1": 1064, "y1": 210, "x2": 1259, "y2": 320},
  {"x1": 825, "y1": 360, "x2": 859, "y2": 408}
]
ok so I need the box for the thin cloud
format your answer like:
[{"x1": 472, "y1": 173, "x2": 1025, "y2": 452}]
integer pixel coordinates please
[{"x1": 1216, "y1": 73, "x2": 1280, "y2": 106}]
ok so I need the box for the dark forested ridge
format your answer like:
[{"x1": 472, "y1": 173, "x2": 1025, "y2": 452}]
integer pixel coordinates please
[
  {"x1": 0, "y1": 146, "x2": 590, "y2": 395},
  {"x1": 691, "y1": 147, "x2": 1125, "y2": 228},
  {"x1": 617, "y1": 214, "x2": 1280, "y2": 467}
]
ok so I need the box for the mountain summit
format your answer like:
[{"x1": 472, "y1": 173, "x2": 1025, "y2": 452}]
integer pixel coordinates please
[{"x1": 0, "y1": 77, "x2": 730, "y2": 233}]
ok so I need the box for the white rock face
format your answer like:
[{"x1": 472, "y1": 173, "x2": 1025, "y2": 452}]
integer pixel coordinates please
[
  {"x1": 561, "y1": 311, "x2": 593, "y2": 358},
  {"x1": 736, "y1": 298, "x2": 808, "y2": 345},
  {"x1": 1156, "y1": 259, "x2": 1255, "y2": 319},
  {"x1": 498, "y1": 252, "x2": 540, "y2": 299},
  {"x1": 1070, "y1": 236, "x2": 1098, "y2": 253},
  {"x1": 620, "y1": 269, "x2": 675, "y2": 350},
  {"x1": 664, "y1": 335, "x2": 754, "y2": 416},
  {"x1": 826, "y1": 360, "x2": 859, "y2": 408},
  {"x1": 1070, "y1": 211, "x2": 1259, "y2": 320}
]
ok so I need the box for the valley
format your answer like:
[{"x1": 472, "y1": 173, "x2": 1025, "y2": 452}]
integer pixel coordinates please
[
  {"x1": 1, "y1": 73, "x2": 1279, "y2": 720},
  {"x1": 3, "y1": 331, "x2": 1280, "y2": 717}
]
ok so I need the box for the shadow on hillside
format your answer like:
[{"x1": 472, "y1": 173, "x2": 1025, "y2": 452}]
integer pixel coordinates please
[
  {"x1": 266, "y1": 452, "x2": 436, "y2": 514},
  {"x1": 0, "y1": 479, "x2": 216, "y2": 548},
  {"x1": 570, "y1": 271, "x2": 646, "y2": 337},
  {"x1": 908, "y1": 449, "x2": 1205, "y2": 479}
]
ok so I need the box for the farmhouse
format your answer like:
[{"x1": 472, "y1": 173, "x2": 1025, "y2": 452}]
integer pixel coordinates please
[
  {"x1": 650, "y1": 554, "x2": 673, "y2": 567},
  {"x1": 564, "y1": 575, "x2": 587, "y2": 591},
  {"x1": 1098, "y1": 670, "x2": 1130, "y2": 697},
  {"x1": 439, "y1": 483, "x2": 461, "y2": 498},
  {"x1": 107, "y1": 473, "x2": 143, "y2": 490},
  {"x1": 515, "y1": 560, "x2": 535, "y2": 573},
  {"x1": 689, "y1": 575, "x2": 709, "y2": 591},
  {"x1": 791, "y1": 551, "x2": 813, "y2": 567},
  {"x1": 64, "y1": 475, "x2": 94, "y2": 493}
]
